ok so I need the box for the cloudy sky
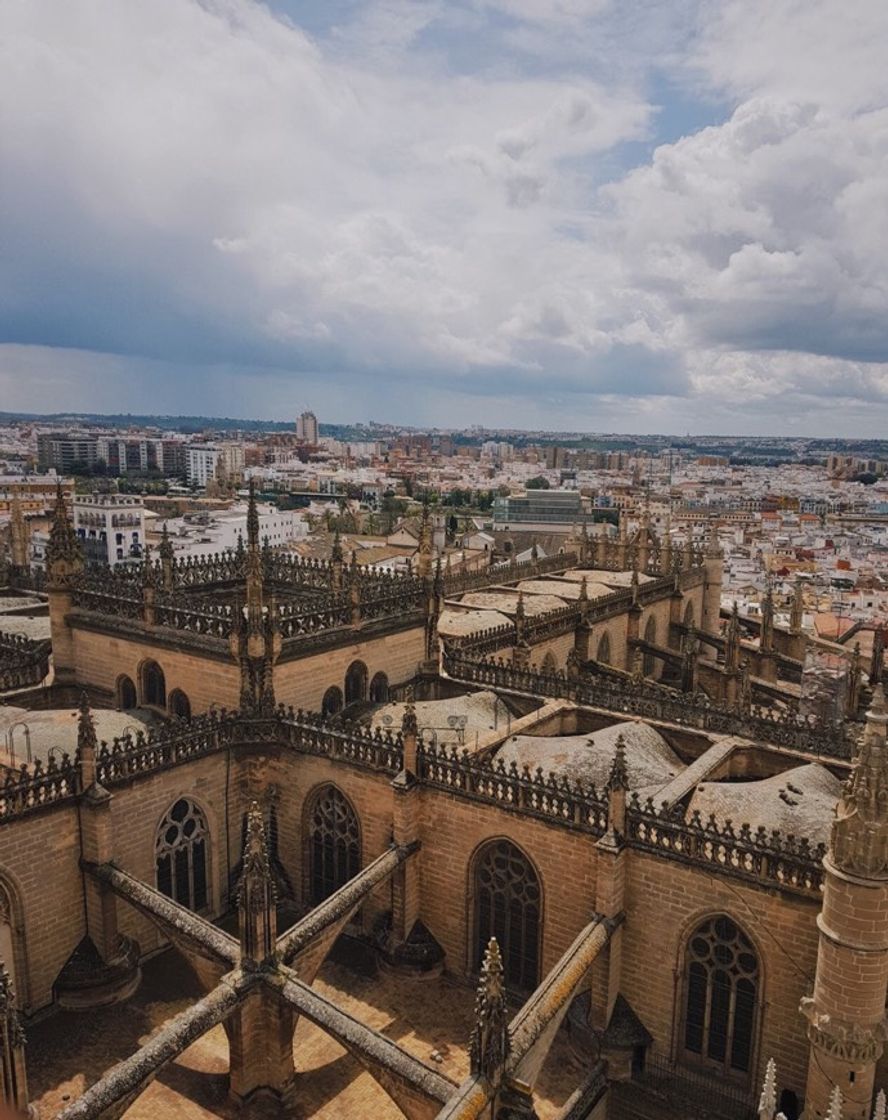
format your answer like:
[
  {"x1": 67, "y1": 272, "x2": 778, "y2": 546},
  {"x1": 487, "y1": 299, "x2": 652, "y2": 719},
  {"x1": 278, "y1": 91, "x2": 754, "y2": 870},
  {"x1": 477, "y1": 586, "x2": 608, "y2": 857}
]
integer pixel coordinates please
[{"x1": 2, "y1": 0, "x2": 887, "y2": 434}]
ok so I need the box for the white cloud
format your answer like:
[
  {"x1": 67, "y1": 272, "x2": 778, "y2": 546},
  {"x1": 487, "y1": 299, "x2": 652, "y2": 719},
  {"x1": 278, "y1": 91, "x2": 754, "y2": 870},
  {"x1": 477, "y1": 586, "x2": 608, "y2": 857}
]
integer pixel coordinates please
[{"x1": 1, "y1": 0, "x2": 888, "y2": 433}]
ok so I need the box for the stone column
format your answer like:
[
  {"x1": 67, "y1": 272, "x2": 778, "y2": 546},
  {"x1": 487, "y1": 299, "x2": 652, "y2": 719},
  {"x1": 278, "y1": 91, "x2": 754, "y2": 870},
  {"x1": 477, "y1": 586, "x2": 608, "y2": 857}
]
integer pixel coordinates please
[
  {"x1": 802, "y1": 690, "x2": 888, "y2": 1120},
  {"x1": 228, "y1": 803, "x2": 296, "y2": 1106},
  {"x1": 590, "y1": 739, "x2": 630, "y2": 1078},
  {"x1": 68, "y1": 695, "x2": 140, "y2": 1009}
]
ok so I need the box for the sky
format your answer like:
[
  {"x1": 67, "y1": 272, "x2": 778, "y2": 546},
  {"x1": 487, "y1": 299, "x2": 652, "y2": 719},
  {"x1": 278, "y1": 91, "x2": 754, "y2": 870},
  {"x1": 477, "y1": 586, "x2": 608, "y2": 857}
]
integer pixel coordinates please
[{"x1": 2, "y1": 0, "x2": 888, "y2": 436}]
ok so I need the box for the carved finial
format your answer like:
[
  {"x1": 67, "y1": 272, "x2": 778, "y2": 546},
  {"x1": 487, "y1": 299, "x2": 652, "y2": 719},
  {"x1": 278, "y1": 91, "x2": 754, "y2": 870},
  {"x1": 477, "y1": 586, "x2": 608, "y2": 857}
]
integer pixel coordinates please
[
  {"x1": 469, "y1": 938, "x2": 510, "y2": 1087},
  {"x1": 46, "y1": 481, "x2": 82, "y2": 573},
  {"x1": 237, "y1": 800, "x2": 277, "y2": 966},
  {"x1": 826, "y1": 1085, "x2": 843, "y2": 1120},
  {"x1": 159, "y1": 521, "x2": 173, "y2": 562},
  {"x1": 873, "y1": 1089, "x2": 886, "y2": 1120},
  {"x1": 790, "y1": 577, "x2": 804, "y2": 633},
  {"x1": 758, "y1": 1057, "x2": 777, "y2": 1119},
  {"x1": 332, "y1": 526, "x2": 343, "y2": 565},
  {"x1": 402, "y1": 703, "x2": 418, "y2": 738},
  {"x1": 246, "y1": 478, "x2": 260, "y2": 551},
  {"x1": 607, "y1": 733, "x2": 629, "y2": 792},
  {"x1": 515, "y1": 590, "x2": 525, "y2": 623},
  {"x1": 78, "y1": 691, "x2": 97, "y2": 754},
  {"x1": 831, "y1": 684, "x2": 888, "y2": 878}
]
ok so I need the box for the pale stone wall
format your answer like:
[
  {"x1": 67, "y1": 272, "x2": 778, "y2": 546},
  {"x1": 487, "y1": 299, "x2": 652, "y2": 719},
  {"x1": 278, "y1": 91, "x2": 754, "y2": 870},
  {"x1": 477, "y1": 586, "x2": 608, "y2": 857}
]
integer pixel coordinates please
[
  {"x1": 622, "y1": 849, "x2": 820, "y2": 1100},
  {"x1": 0, "y1": 805, "x2": 84, "y2": 1013}
]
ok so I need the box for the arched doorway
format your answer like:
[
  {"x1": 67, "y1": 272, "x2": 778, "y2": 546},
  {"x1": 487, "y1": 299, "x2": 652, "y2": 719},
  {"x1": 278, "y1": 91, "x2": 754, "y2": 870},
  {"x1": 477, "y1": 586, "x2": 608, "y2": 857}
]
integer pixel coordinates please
[
  {"x1": 141, "y1": 661, "x2": 166, "y2": 709},
  {"x1": 369, "y1": 672, "x2": 389, "y2": 703},
  {"x1": 155, "y1": 798, "x2": 209, "y2": 912},
  {"x1": 168, "y1": 689, "x2": 191, "y2": 721},
  {"x1": 681, "y1": 915, "x2": 758, "y2": 1078},
  {"x1": 307, "y1": 785, "x2": 361, "y2": 905},
  {"x1": 117, "y1": 675, "x2": 137, "y2": 710},
  {"x1": 473, "y1": 839, "x2": 541, "y2": 992},
  {"x1": 322, "y1": 686, "x2": 344, "y2": 717},
  {"x1": 344, "y1": 661, "x2": 368, "y2": 705}
]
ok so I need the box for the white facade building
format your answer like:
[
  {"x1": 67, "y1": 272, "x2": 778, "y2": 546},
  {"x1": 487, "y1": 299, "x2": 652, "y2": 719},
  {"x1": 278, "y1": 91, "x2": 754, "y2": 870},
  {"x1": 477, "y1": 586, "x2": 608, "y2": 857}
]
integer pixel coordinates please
[
  {"x1": 296, "y1": 411, "x2": 319, "y2": 444},
  {"x1": 73, "y1": 493, "x2": 146, "y2": 567},
  {"x1": 185, "y1": 444, "x2": 245, "y2": 488}
]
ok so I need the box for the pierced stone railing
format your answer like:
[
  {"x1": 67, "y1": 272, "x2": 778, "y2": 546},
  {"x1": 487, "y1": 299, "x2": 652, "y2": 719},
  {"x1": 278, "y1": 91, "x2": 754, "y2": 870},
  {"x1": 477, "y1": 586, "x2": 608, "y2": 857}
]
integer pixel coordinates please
[
  {"x1": 0, "y1": 631, "x2": 52, "y2": 692},
  {"x1": 417, "y1": 740, "x2": 609, "y2": 832},
  {"x1": 443, "y1": 650, "x2": 853, "y2": 760},
  {"x1": 0, "y1": 754, "x2": 78, "y2": 821},
  {"x1": 278, "y1": 709, "x2": 403, "y2": 773},
  {"x1": 627, "y1": 795, "x2": 826, "y2": 896},
  {"x1": 442, "y1": 550, "x2": 580, "y2": 594}
]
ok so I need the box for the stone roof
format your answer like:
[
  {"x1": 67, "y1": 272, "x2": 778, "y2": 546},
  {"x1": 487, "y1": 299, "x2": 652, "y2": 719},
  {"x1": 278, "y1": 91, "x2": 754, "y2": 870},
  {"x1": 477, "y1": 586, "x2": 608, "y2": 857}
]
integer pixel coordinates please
[
  {"x1": 515, "y1": 579, "x2": 615, "y2": 602},
  {"x1": 0, "y1": 705, "x2": 157, "y2": 766},
  {"x1": 560, "y1": 569, "x2": 658, "y2": 588},
  {"x1": 459, "y1": 590, "x2": 568, "y2": 616},
  {"x1": 371, "y1": 691, "x2": 513, "y2": 747},
  {"x1": 493, "y1": 720, "x2": 684, "y2": 795},
  {"x1": 687, "y1": 762, "x2": 841, "y2": 845},
  {"x1": 438, "y1": 608, "x2": 512, "y2": 638}
]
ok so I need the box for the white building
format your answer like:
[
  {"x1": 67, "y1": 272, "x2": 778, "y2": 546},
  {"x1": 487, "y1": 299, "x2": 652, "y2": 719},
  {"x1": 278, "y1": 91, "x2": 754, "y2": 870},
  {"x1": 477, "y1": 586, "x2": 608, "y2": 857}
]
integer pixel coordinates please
[
  {"x1": 296, "y1": 411, "x2": 319, "y2": 444},
  {"x1": 155, "y1": 502, "x2": 307, "y2": 558},
  {"x1": 73, "y1": 493, "x2": 146, "y2": 568},
  {"x1": 185, "y1": 444, "x2": 245, "y2": 488}
]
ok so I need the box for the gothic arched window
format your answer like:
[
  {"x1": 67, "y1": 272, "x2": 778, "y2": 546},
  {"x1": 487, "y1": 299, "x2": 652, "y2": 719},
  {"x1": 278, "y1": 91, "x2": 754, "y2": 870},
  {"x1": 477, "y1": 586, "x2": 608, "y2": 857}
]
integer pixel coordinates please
[
  {"x1": 369, "y1": 672, "x2": 389, "y2": 703},
  {"x1": 156, "y1": 799, "x2": 209, "y2": 912},
  {"x1": 684, "y1": 600, "x2": 695, "y2": 629},
  {"x1": 308, "y1": 786, "x2": 360, "y2": 904},
  {"x1": 682, "y1": 915, "x2": 759, "y2": 1077},
  {"x1": 474, "y1": 840, "x2": 540, "y2": 992},
  {"x1": 322, "y1": 686, "x2": 344, "y2": 716},
  {"x1": 597, "y1": 632, "x2": 611, "y2": 666},
  {"x1": 168, "y1": 689, "x2": 191, "y2": 721},
  {"x1": 344, "y1": 661, "x2": 368, "y2": 705},
  {"x1": 117, "y1": 675, "x2": 137, "y2": 710},
  {"x1": 541, "y1": 651, "x2": 558, "y2": 674},
  {"x1": 142, "y1": 661, "x2": 166, "y2": 709}
]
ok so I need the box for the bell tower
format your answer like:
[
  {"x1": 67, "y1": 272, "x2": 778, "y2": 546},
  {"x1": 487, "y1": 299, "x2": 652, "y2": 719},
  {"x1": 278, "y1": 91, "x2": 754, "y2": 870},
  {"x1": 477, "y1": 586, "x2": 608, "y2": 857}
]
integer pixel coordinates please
[{"x1": 802, "y1": 689, "x2": 888, "y2": 1118}]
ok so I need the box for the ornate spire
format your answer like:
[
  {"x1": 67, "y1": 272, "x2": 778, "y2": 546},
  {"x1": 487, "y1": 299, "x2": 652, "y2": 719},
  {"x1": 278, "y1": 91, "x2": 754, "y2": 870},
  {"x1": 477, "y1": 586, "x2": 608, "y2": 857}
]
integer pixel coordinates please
[
  {"x1": 77, "y1": 691, "x2": 98, "y2": 790},
  {"x1": 606, "y1": 733, "x2": 629, "y2": 792},
  {"x1": 159, "y1": 521, "x2": 173, "y2": 564},
  {"x1": 725, "y1": 602, "x2": 741, "y2": 671},
  {"x1": 469, "y1": 938, "x2": 509, "y2": 1087},
  {"x1": 874, "y1": 1089, "x2": 886, "y2": 1120},
  {"x1": 760, "y1": 581, "x2": 774, "y2": 652},
  {"x1": 246, "y1": 479, "x2": 260, "y2": 552},
  {"x1": 758, "y1": 1057, "x2": 777, "y2": 1119},
  {"x1": 790, "y1": 577, "x2": 804, "y2": 634},
  {"x1": 831, "y1": 685, "x2": 888, "y2": 878},
  {"x1": 826, "y1": 1085, "x2": 843, "y2": 1120},
  {"x1": 331, "y1": 527, "x2": 343, "y2": 565},
  {"x1": 237, "y1": 800, "x2": 277, "y2": 967},
  {"x1": 46, "y1": 481, "x2": 82, "y2": 573},
  {"x1": 418, "y1": 499, "x2": 432, "y2": 580}
]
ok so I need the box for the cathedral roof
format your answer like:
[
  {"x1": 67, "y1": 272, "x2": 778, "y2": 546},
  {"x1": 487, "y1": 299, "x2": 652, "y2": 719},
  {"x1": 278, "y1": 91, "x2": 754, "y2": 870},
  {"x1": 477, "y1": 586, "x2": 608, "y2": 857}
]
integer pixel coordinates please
[
  {"x1": 459, "y1": 590, "x2": 568, "y2": 616},
  {"x1": 687, "y1": 762, "x2": 841, "y2": 845},
  {"x1": 493, "y1": 720, "x2": 684, "y2": 795},
  {"x1": 438, "y1": 607, "x2": 512, "y2": 638},
  {"x1": 371, "y1": 691, "x2": 514, "y2": 747},
  {"x1": 514, "y1": 579, "x2": 615, "y2": 602}
]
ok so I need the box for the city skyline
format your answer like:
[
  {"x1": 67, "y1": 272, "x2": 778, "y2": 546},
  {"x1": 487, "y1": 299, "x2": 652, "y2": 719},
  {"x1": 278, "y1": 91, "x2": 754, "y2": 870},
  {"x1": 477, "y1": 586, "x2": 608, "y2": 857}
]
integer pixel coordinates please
[{"x1": 2, "y1": 0, "x2": 888, "y2": 436}]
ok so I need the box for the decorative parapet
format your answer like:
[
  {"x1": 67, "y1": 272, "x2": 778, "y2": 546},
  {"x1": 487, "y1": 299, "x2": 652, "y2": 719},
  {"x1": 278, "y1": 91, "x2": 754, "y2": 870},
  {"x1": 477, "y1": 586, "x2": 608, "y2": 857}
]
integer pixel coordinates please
[
  {"x1": 443, "y1": 650, "x2": 854, "y2": 760},
  {"x1": 628, "y1": 795, "x2": 826, "y2": 896},
  {"x1": 0, "y1": 631, "x2": 51, "y2": 693},
  {"x1": 417, "y1": 740, "x2": 609, "y2": 833},
  {"x1": 0, "y1": 752, "x2": 78, "y2": 821},
  {"x1": 0, "y1": 705, "x2": 829, "y2": 896}
]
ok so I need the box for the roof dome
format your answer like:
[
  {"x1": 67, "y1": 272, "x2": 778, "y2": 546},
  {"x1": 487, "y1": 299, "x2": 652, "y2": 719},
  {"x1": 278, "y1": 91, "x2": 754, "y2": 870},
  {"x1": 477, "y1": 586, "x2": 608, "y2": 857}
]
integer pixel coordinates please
[{"x1": 493, "y1": 720, "x2": 684, "y2": 795}]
